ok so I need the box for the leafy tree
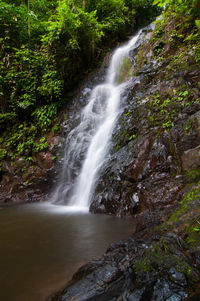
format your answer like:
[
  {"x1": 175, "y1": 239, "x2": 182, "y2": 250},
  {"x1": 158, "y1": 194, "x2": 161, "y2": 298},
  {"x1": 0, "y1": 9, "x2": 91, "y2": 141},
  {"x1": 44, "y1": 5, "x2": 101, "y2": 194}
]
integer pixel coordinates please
[
  {"x1": 0, "y1": 1, "x2": 29, "y2": 50},
  {"x1": 153, "y1": 0, "x2": 200, "y2": 18},
  {"x1": 0, "y1": 0, "x2": 160, "y2": 161}
]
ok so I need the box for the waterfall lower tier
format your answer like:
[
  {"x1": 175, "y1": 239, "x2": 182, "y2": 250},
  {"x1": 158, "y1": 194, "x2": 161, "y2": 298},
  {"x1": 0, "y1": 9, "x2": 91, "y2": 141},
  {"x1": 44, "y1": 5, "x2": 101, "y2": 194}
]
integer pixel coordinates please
[
  {"x1": 52, "y1": 29, "x2": 144, "y2": 208},
  {"x1": 68, "y1": 85, "x2": 120, "y2": 207}
]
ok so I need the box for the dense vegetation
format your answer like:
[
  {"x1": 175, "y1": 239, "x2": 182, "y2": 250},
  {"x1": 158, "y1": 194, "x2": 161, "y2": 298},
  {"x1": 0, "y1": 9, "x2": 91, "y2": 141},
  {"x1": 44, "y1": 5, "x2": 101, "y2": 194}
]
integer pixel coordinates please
[
  {"x1": 0, "y1": 0, "x2": 199, "y2": 168},
  {"x1": 0, "y1": 0, "x2": 159, "y2": 165}
]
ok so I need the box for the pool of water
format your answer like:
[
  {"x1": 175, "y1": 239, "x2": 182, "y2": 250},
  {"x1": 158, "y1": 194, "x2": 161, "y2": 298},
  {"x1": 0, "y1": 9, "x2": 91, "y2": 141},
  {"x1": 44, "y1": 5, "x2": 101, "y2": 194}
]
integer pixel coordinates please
[{"x1": 0, "y1": 203, "x2": 135, "y2": 301}]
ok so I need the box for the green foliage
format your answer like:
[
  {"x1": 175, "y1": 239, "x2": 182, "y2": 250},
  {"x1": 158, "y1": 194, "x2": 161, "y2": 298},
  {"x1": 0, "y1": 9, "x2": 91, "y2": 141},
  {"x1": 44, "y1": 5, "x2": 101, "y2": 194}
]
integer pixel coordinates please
[
  {"x1": 15, "y1": 136, "x2": 48, "y2": 157},
  {"x1": 162, "y1": 120, "x2": 174, "y2": 130},
  {"x1": 146, "y1": 86, "x2": 199, "y2": 132},
  {"x1": 86, "y1": 0, "x2": 132, "y2": 34},
  {"x1": 167, "y1": 187, "x2": 200, "y2": 225},
  {"x1": 147, "y1": 94, "x2": 175, "y2": 131},
  {"x1": 153, "y1": 40, "x2": 165, "y2": 56},
  {"x1": 1, "y1": 48, "x2": 62, "y2": 113},
  {"x1": 153, "y1": 0, "x2": 199, "y2": 14},
  {"x1": 32, "y1": 104, "x2": 59, "y2": 130},
  {"x1": 86, "y1": 0, "x2": 160, "y2": 37},
  {"x1": 0, "y1": 148, "x2": 7, "y2": 160},
  {"x1": 0, "y1": 113, "x2": 17, "y2": 126},
  {"x1": 0, "y1": 0, "x2": 159, "y2": 162},
  {"x1": 186, "y1": 169, "x2": 200, "y2": 183},
  {"x1": 162, "y1": 182, "x2": 200, "y2": 249},
  {"x1": 186, "y1": 216, "x2": 200, "y2": 246},
  {"x1": 195, "y1": 19, "x2": 200, "y2": 30},
  {"x1": 153, "y1": 0, "x2": 200, "y2": 28},
  {"x1": 129, "y1": 134, "x2": 136, "y2": 141},
  {"x1": 132, "y1": 0, "x2": 161, "y2": 26},
  {"x1": 1, "y1": 121, "x2": 49, "y2": 160},
  {"x1": 133, "y1": 236, "x2": 197, "y2": 283},
  {"x1": 194, "y1": 44, "x2": 200, "y2": 62},
  {"x1": 134, "y1": 258, "x2": 154, "y2": 276},
  {"x1": 42, "y1": 0, "x2": 103, "y2": 54},
  {"x1": 0, "y1": 1, "x2": 29, "y2": 50}
]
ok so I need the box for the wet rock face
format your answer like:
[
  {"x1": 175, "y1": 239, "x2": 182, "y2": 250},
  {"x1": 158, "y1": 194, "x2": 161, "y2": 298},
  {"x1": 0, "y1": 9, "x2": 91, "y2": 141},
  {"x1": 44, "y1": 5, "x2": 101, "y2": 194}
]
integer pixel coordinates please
[
  {"x1": 90, "y1": 102, "x2": 189, "y2": 217},
  {"x1": 181, "y1": 145, "x2": 200, "y2": 171},
  {"x1": 89, "y1": 41, "x2": 200, "y2": 217},
  {"x1": 90, "y1": 133, "x2": 183, "y2": 217},
  {"x1": 50, "y1": 225, "x2": 200, "y2": 301},
  {"x1": 0, "y1": 154, "x2": 55, "y2": 204}
]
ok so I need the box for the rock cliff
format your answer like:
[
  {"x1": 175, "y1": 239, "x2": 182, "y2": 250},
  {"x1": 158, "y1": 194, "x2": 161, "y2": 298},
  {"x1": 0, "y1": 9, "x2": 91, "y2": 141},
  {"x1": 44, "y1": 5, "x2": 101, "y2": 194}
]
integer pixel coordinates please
[{"x1": 50, "y1": 14, "x2": 200, "y2": 301}]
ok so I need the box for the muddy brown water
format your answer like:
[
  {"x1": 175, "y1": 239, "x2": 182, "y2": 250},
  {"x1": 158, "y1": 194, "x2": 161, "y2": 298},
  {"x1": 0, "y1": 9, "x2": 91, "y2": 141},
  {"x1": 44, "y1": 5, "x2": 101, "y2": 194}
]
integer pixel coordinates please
[{"x1": 0, "y1": 203, "x2": 135, "y2": 301}]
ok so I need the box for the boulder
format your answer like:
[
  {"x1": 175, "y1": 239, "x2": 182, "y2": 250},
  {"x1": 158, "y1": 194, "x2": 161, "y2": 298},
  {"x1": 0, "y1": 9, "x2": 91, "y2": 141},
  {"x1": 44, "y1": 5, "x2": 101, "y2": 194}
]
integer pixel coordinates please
[{"x1": 181, "y1": 145, "x2": 200, "y2": 171}]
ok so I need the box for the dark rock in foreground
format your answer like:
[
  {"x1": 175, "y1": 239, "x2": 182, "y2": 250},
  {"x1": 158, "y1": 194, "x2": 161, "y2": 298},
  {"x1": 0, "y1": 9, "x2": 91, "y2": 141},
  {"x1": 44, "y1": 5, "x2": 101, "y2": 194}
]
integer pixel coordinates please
[{"x1": 50, "y1": 196, "x2": 200, "y2": 300}]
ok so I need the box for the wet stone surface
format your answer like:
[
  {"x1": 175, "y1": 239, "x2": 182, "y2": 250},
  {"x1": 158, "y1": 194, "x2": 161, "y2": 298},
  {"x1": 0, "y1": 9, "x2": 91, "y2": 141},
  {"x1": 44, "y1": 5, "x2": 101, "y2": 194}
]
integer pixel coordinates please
[
  {"x1": 50, "y1": 20, "x2": 200, "y2": 301},
  {"x1": 50, "y1": 227, "x2": 200, "y2": 301}
]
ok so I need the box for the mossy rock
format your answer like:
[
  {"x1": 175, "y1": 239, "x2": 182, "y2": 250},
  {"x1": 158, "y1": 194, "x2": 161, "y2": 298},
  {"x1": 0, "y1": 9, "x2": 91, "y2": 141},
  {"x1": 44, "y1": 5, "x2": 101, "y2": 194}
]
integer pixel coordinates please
[{"x1": 116, "y1": 57, "x2": 131, "y2": 84}]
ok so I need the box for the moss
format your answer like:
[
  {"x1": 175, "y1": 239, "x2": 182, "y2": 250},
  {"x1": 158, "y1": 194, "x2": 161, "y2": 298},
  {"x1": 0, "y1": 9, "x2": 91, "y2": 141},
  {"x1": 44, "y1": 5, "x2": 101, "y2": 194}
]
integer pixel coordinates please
[
  {"x1": 134, "y1": 238, "x2": 197, "y2": 284},
  {"x1": 133, "y1": 70, "x2": 139, "y2": 77},
  {"x1": 153, "y1": 40, "x2": 165, "y2": 57},
  {"x1": 134, "y1": 258, "x2": 155, "y2": 277},
  {"x1": 141, "y1": 84, "x2": 199, "y2": 135},
  {"x1": 116, "y1": 57, "x2": 131, "y2": 84},
  {"x1": 185, "y1": 170, "x2": 200, "y2": 184},
  {"x1": 136, "y1": 45, "x2": 146, "y2": 68},
  {"x1": 166, "y1": 186, "x2": 200, "y2": 225},
  {"x1": 186, "y1": 216, "x2": 200, "y2": 247},
  {"x1": 184, "y1": 119, "x2": 194, "y2": 134}
]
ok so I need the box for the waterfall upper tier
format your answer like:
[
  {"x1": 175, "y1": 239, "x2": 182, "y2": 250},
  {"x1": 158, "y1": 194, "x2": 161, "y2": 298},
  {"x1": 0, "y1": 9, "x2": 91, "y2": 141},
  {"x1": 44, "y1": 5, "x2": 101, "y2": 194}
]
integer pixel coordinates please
[{"x1": 52, "y1": 27, "x2": 148, "y2": 209}]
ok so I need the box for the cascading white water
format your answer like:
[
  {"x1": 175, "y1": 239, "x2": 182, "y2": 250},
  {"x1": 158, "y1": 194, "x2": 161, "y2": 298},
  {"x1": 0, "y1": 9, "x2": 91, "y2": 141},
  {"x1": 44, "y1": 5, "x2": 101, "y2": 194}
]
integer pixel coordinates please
[{"x1": 52, "y1": 30, "x2": 143, "y2": 210}]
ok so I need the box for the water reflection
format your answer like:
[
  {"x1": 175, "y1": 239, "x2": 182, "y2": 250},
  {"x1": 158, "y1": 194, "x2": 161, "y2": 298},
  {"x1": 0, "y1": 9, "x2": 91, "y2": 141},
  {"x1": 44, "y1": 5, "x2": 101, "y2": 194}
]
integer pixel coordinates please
[{"x1": 0, "y1": 203, "x2": 135, "y2": 301}]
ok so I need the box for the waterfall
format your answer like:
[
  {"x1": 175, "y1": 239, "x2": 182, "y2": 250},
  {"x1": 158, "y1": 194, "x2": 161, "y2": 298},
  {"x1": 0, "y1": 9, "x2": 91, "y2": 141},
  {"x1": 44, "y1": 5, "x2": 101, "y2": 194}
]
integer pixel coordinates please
[{"x1": 52, "y1": 30, "x2": 143, "y2": 211}]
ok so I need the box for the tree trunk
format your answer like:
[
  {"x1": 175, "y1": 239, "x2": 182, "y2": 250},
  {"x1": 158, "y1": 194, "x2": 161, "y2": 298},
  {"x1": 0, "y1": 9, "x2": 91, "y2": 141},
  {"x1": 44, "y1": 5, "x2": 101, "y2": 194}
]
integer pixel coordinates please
[{"x1": 27, "y1": 0, "x2": 30, "y2": 38}]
